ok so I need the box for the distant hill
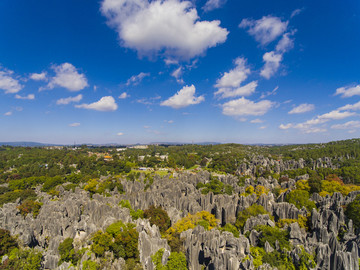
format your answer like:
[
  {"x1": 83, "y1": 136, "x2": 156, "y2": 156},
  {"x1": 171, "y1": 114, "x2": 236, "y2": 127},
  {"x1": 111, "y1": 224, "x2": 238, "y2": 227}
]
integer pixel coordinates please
[{"x1": 0, "y1": 142, "x2": 59, "y2": 147}]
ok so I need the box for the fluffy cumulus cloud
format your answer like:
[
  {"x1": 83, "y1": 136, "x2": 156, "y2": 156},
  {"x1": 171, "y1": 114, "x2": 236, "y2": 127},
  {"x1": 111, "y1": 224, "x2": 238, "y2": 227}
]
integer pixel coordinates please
[
  {"x1": 100, "y1": 0, "x2": 228, "y2": 60},
  {"x1": 331, "y1": 121, "x2": 360, "y2": 130},
  {"x1": 222, "y1": 97, "x2": 274, "y2": 116},
  {"x1": 276, "y1": 31, "x2": 295, "y2": 53},
  {"x1": 202, "y1": 0, "x2": 227, "y2": 12},
  {"x1": 214, "y1": 58, "x2": 257, "y2": 98},
  {"x1": 239, "y1": 16, "x2": 288, "y2": 46},
  {"x1": 0, "y1": 68, "x2": 23, "y2": 94},
  {"x1": 335, "y1": 84, "x2": 360, "y2": 98},
  {"x1": 260, "y1": 51, "x2": 282, "y2": 79},
  {"x1": 161, "y1": 85, "x2": 204, "y2": 109},
  {"x1": 288, "y1": 103, "x2": 315, "y2": 114},
  {"x1": 126, "y1": 72, "x2": 150, "y2": 86},
  {"x1": 56, "y1": 94, "x2": 83, "y2": 105},
  {"x1": 45, "y1": 63, "x2": 88, "y2": 91},
  {"x1": 239, "y1": 15, "x2": 295, "y2": 79},
  {"x1": 69, "y1": 123, "x2": 80, "y2": 127},
  {"x1": 30, "y1": 72, "x2": 47, "y2": 81},
  {"x1": 15, "y1": 94, "x2": 35, "y2": 100},
  {"x1": 76, "y1": 96, "x2": 118, "y2": 111}
]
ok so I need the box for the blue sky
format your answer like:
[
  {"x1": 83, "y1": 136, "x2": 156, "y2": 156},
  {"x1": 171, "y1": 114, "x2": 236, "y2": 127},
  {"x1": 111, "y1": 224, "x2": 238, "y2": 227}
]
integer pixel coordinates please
[{"x1": 0, "y1": 0, "x2": 360, "y2": 144}]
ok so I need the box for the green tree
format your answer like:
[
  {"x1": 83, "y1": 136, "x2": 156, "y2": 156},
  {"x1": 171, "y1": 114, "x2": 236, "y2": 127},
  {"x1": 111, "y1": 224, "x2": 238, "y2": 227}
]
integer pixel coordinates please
[
  {"x1": 0, "y1": 229, "x2": 18, "y2": 256},
  {"x1": 285, "y1": 190, "x2": 316, "y2": 211},
  {"x1": 345, "y1": 195, "x2": 360, "y2": 229},
  {"x1": 58, "y1": 238, "x2": 79, "y2": 265},
  {"x1": 143, "y1": 205, "x2": 171, "y2": 234}
]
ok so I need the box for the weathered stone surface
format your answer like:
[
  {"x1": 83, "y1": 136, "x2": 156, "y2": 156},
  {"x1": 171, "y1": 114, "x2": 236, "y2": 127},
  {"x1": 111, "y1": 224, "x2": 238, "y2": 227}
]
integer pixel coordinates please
[{"x1": 181, "y1": 226, "x2": 250, "y2": 270}]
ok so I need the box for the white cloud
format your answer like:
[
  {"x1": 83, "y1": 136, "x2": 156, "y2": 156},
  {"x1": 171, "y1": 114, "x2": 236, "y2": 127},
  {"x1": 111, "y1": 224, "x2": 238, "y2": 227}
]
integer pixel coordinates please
[
  {"x1": 30, "y1": 72, "x2": 47, "y2": 81},
  {"x1": 216, "y1": 81, "x2": 257, "y2": 99},
  {"x1": 45, "y1": 63, "x2": 88, "y2": 91},
  {"x1": 69, "y1": 122, "x2": 80, "y2": 127},
  {"x1": 161, "y1": 85, "x2": 204, "y2": 109},
  {"x1": 4, "y1": 111, "x2": 12, "y2": 116},
  {"x1": 302, "y1": 127, "x2": 327, "y2": 134},
  {"x1": 239, "y1": 15, "x2": 288, "y2": 45},
  {"x1": 76, "y1": 96, "x2": 118, "y2": 111},
  {"x1": 338, "y1": 101, "x2": 360, "y2": 111},
  {"x1": 126, "y1": 72, "x2": 150, "y2": 86},
  {"x1": 222, "y1": 97, "x2": 274, "y2": 116},
  {"x1": 276, "y1": 31, "x2": 294, "y2": 53},
  {"x1": 331, "y1": 121, "x2": 360, "y2": 130},
  {"x1": 318, "y1": 110, "x2": 355, "y2": 120},
  {"x1": 280, "y1": 109, "x2": 355, "y2": 134},
  {"x1": 260, "y1": 86, "x2": 278, "y2": 99},
  {"x1": 259, "y1": 126, "x2": 267, "y2": 129},
  {"x1": 117, "y1": 132, "x2": 124, "y2": 136},
  {"x1": 164, "y1": 59, "x2": 179, "y2": 65},
  {"x1": 250, "y1": 119, "x2": 264, "y2": 124},
  {"x1": 214, "y1": 58, "x2": 257, "y2": 99},
  {"x1": 119, "y1": 92, "x2": 130, "y2": 99},
  {"x1": 203, "y1": 0, "x2": 227, "y2": 12},
  {"x1": 171, "y1": 67, "x2": 184, "y2": 84},
  {"x1": 279, "y1": 123, "x2": 293, "y2": 130},
  {"x1": 215, "y1": 58, "x2": 250, "y2": 88},
  {"x1": 101, "y1": 0, "x2": 228, "y2": 60},
  {"x1": 15, "y1": 94, "x2": 35, "y2": 100},
  {"x1": 291, "y1": 8, "x2": 303, "y2": 18},
  {"x1": 56, "y1": 94, "x2": 83, "y2": 105},
  {"x1": 334, "y1": 84, "x2": 360, "y2": 98},
  {"x1": 288, "y1": 103, "x2": 315, "y2": 114},
  {"x1": 260, "y1": 51, "x2": 282, "y2": 79},
  {"x1": 0, "y1": 69, "x2": 23, "y2": 94},
  {"x1": 165, "y1": 120, "x2": 174, "y2": 124}
]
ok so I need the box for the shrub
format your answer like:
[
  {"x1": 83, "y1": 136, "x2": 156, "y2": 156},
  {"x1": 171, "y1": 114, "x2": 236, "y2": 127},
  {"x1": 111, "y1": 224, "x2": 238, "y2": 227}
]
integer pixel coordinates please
[
  {"x1": 152, "y1": 249, "x2": 187, "y2": 270},
  {"x1": 58, "y1": 238, "x2": 79, "y2": 265},
  {"x1": 235, "y1": 204, "x2": 270, "y2": 230},
  {"x1": 196, "y1": 178, "x2": 233, "y2": 195},
  {"x1": 255, "y1": 225, "x2": 290, "y2": 250},
  {"x1": 17, "y1": 199, "x2": 42, "y2": 218},
  {"x1": 119, "y1": 200, "x2": 144, "y2": 220},
  {"x1": 308, "y1": 176, "x2": 322, "y2": 194},
  {"x1": 41, "y1": 176, "x2": 64, "y2": 192},
  {"x1": 90, "y1": 231, "x2": 112, "y2": 257},
  {"x1": 219, "y1": 223, "x2": 240, "y2": 238},
  {"x1": 285, "y1": 190, "x2": 316, "y2": 211},
  {"x1": 104, "y1": 221, "x2": 140, "y2": 261},
  {"x1": 2, "y1": 248, "x2": 42, "y2": 270},
  {"x1": 0, "y1": 189, "x2": 37, "y2": 207},
  {"x1": 82, "y1": 260, "x2": 100, "y2": 270},
  {"x1": 0, "y1": 229, "x2": 18, "y2": 256},
  {"x1": 144, "y1": 205, "x2": 171, "y2": 234},
  {"x1": 241, "y1": 186, "x2": 255, "y2": 197},
  {"x1": 165, "y1": 211, "x2": 218, "y2": 252},
  {"x1": 255, "y1": 185, "x2": 269, "y2": 197}
]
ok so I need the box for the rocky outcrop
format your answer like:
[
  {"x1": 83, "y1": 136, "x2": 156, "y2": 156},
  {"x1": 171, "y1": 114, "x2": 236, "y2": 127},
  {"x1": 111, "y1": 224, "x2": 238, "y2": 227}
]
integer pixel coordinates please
[{"x1": 181, "y1": 226, "x2": 250, "y2": 270}]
